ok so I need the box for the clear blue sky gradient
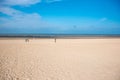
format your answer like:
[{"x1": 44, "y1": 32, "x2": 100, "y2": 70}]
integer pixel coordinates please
[{"x1": 0, "y1": 0, "x2": 120, "y2": 34}]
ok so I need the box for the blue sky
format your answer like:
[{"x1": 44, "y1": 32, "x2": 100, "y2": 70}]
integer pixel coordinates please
[{"x1": 0, "y1": 0, "x2": 120, "y2": 34}]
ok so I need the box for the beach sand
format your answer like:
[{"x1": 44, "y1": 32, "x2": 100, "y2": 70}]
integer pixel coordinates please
[{"x1": 0, "y1": 38, "x2": 120, "y2": 80}]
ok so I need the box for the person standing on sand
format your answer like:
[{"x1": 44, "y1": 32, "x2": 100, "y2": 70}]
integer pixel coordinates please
[{"x1": 55, "y1": 38, "x2": 56, "y2": 43}]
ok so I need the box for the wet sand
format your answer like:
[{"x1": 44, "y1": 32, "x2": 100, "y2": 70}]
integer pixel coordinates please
[{"x1": 0, "y1": 38, "x2": 120, "y2": 80}]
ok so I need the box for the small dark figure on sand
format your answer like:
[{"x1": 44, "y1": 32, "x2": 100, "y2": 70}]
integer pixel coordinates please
[
  {"x1": 25, "y1": 38, "x2": 29, "y2": 42},
  {"x1": 55, "y1": 38, "x2": 56, "y2": 43}
]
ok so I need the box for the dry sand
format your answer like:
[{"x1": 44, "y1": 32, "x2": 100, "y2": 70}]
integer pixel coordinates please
[{"x1": 0, "y1": 38, "x2": 120, "y2": 80}]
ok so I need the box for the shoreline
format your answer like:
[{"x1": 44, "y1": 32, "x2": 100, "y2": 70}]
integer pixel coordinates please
[
  {"x1": 0, "y1": 36, "x2": 120, "y2": 39},
  {"x1": 0, "y1": 34, "x2": 120, "y2": 39}
]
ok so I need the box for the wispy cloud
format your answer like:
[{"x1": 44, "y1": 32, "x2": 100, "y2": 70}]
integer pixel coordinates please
[
  {"x1": 0, "y1": 6, "x2": 23, "y2": 17},
  {"x1": 0, "y1": 0, "x2": 52, "y2": 29},
  {"x1": 0, "y1": 5, "x2": 48, "y2": 28},
  {"x1": 0, "y1": 13, "x2": 46, "y2": 28},
  {"x1": 0, "y1": 0, "x2": 41, "y2": 6},
  {"x1": 0, "y1": 0, "x2": 42, "y2": 18}
]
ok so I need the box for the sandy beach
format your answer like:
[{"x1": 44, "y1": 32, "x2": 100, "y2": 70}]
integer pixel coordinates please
[{"x1": 0, "y1": 38, "x2": 120, "y2": 80}]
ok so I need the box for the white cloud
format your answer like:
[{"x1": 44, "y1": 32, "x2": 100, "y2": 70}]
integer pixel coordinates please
[
  {"x1": 0, "y1": 6, "x2": 46, "y2": 28},
  {"x1": 0, "y1": 6, "x2": 24, "y2": 17},
  {"x1": 0, "y1": 6, "x2": 56, "y2": 28},
  {"x1": 0, "y1": 0, "x2": 44, "y2": 28},
  {"x1": 0, "y1": 0, "x2": 62, "y2": 30},
  {"x1": 0, "y1": 1, "x2": 45, "y2": 28},
  {"x1": 0, "y1": 0, "x2": 41, "y2": 6},
  {"x1": 0, "y1": 12, "x2": 48, "y2": 28},
  {"x1": 0, "y1": 0, "x2": 41, "y2": 17}
]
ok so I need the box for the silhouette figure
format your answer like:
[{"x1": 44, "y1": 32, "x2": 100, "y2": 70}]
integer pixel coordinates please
[
  {"x1": 25, "y1": 38, "x2": 29, "y2": 42},
  {"x1": 54, "y1": 38, "x2": 56, "y2": 43}
]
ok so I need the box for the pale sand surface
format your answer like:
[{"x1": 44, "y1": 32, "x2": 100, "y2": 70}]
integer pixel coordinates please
[{"x1": 0, "y1": 38, "x2": 120, "y2": 80}]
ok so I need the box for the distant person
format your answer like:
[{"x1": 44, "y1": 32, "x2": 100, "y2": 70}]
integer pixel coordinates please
[
  {"x1": 55, "y1": 38, "x2": 56, "y2": 43},
  {"x1": 25, "y1": 38, "x2": 29, "y2": 42}
]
